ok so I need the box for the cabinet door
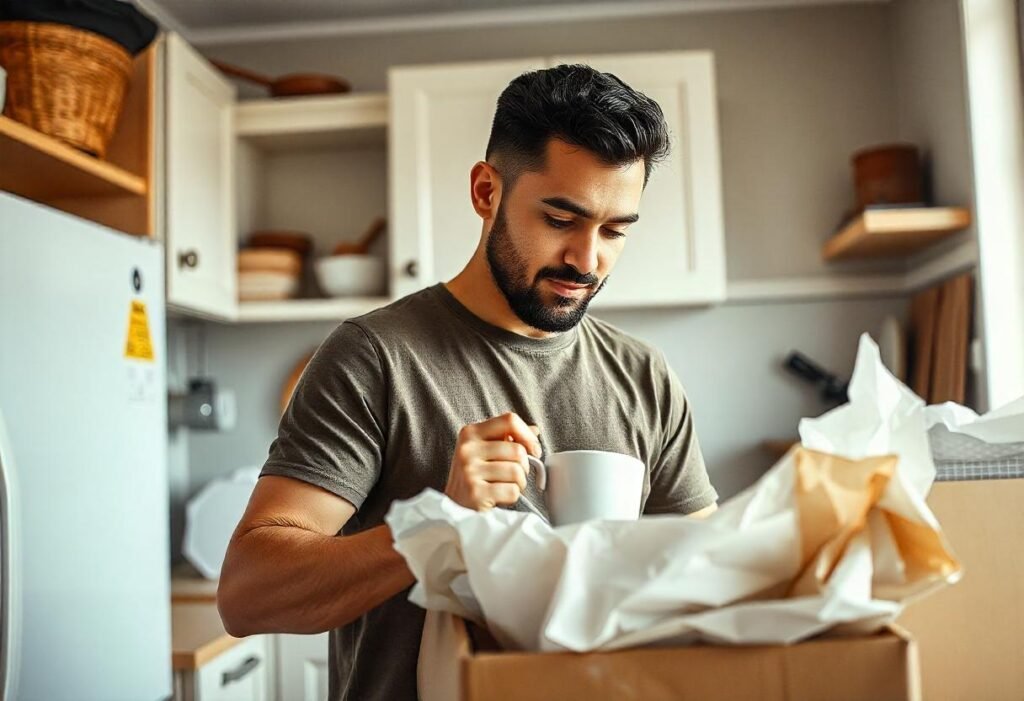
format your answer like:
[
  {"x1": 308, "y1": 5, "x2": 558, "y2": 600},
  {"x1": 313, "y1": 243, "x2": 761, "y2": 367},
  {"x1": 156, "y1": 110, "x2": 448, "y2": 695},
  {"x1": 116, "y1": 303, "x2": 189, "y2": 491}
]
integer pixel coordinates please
[
  {"x1": 195, "y1": 635, "x2": 271, "y2": 701},
  {"x1": 548, "y1": 52, "x2": 726, "y2": 306},
  {"x1": 276, "y1": 633, "x2": 329, "y2": 701},
  {"x1": 389, "y1": 59, "x2": 544, "y2": 297},
  {"x1": 165, "y1": 33, "x2": 237, "y2": 320}
]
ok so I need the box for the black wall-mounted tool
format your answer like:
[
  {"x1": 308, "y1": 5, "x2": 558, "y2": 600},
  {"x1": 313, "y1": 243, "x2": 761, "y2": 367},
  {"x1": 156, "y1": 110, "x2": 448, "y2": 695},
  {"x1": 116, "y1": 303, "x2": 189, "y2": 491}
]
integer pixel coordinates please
[{"x1": 783, "y1": 351, "x2": 849, "y2": 405}]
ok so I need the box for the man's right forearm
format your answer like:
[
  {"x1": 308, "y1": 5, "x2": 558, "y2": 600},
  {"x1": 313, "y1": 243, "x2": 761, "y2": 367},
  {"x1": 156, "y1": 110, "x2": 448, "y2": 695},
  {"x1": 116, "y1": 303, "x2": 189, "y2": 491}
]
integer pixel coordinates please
[{"x1": 217, "y1": 523, "x2": 414, "y2": 637}]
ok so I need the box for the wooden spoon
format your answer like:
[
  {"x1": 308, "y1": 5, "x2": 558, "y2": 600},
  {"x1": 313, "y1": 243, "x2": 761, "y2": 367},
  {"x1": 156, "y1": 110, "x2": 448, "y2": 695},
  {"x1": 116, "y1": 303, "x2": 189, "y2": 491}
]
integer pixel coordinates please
[
  {"x1": 210, "y1": 59, "x2": 351, "y2": 98},
  {"x1": 333, "y1": 217, "x2": 386, "y2": 256}
]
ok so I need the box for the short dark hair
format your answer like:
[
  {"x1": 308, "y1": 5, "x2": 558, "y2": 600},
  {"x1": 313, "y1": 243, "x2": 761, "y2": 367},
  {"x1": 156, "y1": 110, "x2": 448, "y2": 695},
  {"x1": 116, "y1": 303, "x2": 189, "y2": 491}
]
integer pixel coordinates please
[{"x1": 485, "y1": 64, "x2": 670, "y2": 188}]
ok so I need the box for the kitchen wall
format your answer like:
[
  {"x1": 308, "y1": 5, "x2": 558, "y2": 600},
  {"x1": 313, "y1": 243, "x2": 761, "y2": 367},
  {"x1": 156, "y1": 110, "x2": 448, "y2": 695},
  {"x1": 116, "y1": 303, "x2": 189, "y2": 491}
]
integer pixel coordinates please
[
  {"x1": 184, "y1": 296, "x2": 908, "y2": 505},
  {"x1": 892, "y1": 0, "x2": 983, "y2": 409},
  {"x1": 167, "y1": 320, "x2": 192, "y2": 562},
  {"x1": 893, "y1": 0, "x2": 973, "y2": 218},
  {"x1": 890, "y1": 0, "x2": 981, "y2": 407},
  {"x1": 206, "y1": 1, "x2": 903, "y2": 281},
  {"x1": 170, "y1": 0, "x2": 973, "y2": 555}
]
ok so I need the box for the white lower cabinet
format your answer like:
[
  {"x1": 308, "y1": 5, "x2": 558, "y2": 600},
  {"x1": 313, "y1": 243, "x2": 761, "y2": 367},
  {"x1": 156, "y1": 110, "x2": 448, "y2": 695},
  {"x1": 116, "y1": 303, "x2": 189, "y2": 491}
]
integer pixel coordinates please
[
  {"x1": 275, "y1": 633, "x2": 330, "y2": 701},
  {"x1": 175, "y1": 635, "x2": 273, "y2": 701}
]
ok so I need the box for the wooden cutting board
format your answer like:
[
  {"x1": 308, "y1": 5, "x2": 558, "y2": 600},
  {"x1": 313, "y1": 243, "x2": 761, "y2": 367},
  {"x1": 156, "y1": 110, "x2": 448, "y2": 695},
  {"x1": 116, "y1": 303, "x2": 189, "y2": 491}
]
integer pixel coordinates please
[
  {"x1": 910, "y1": 285, "x2": 941, "y2": 400},
  {"x1": 909, "y1": 273, "x2": 973, "y2": 404},
  {"x1": 930, "y1": 273, "x2": 973, "y2": 404}
]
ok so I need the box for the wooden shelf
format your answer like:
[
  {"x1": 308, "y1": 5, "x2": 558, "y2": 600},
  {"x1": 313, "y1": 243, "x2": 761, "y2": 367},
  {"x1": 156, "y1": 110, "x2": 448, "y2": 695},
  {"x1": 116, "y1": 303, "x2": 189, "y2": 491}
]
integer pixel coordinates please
[
  {"x1": 236, "y1": 296, "x2": 391, "y2": 323},
  {"x1": 0, "y1": 115, "x2": 147, "y2": 199},
  {"x1": 234, "y1": 92, "x2": 388, "y2": 151},
  {"x1": 822, "y1": 207, "x2": 971, "y2": 262},
  {"x1": 0, "y1": 42, "x2": 156, "y2": 236}
]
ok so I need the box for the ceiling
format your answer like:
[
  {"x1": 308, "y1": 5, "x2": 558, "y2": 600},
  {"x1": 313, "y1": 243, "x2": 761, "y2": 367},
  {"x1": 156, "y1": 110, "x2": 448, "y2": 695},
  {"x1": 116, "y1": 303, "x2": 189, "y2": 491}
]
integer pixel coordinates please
[
  {"x1": 157, "y1": 0, "x2": 630, "y2": 28},
  {"x1": 138, "y1": 0, "x2": 887, "y2": 44}
]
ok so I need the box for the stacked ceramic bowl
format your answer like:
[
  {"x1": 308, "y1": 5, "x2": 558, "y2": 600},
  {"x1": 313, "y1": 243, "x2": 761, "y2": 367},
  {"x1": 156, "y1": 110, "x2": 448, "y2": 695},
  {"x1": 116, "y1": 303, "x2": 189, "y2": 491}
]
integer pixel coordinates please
[
  {"x1": 237, "y1": 247, "x2": 302, "y2": 301},
  {"x1": 238, "y1": 231, "x2": 313, "y2": 302}
]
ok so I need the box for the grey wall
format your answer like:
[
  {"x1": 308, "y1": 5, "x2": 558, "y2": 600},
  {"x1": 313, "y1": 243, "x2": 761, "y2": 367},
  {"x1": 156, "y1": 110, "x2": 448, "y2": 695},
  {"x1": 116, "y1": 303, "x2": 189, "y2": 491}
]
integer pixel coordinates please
[
  {"x1": 890, "y1": 0, "x2": 984, "y2": 408},
  {"x1": 892, "y1": 0, "x2": 977, "y2": 275},
  {"x1": 171, "y1": 1, "x2": 973, "y2": 535},
  {"x1": 206, "y1": 2, "x2": 904, "y2": 281},
  {"x1": 186, "y1": 296, "x2": 909, "y2": 507},
  {"x1": 167, "y1": 320, "x2": 192, "y2": 562},
  {"x1": 893, "y1": 0, "x2": 973, "y2": 214}
]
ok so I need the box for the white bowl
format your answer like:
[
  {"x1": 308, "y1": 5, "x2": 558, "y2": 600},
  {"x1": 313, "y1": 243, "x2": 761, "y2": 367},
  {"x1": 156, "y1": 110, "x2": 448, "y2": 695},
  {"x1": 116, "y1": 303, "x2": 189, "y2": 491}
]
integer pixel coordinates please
[
  {"x1": 315, "y1": 254, "x2": 386, "y2": 297},
  {"x1": 238, "y1": 270, "x2": 300, "y2": 301}
]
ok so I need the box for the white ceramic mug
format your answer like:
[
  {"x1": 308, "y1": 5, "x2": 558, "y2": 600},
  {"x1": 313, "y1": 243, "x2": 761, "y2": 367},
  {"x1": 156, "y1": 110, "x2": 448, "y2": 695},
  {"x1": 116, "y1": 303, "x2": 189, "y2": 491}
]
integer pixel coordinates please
[{"x1": 526, "y1": 450, "x2": 644, "y2": 526}]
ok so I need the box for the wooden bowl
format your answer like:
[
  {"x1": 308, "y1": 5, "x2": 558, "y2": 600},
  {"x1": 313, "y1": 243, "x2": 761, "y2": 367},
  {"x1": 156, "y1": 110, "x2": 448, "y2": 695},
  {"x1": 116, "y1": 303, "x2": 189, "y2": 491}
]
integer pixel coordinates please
[
  {"x1": 237, "y1": 245, "x2": 301, "y2": 274},
  {"x1": 852, "y1": 144, "x2": 923, "y2": 208},
  {"x1": 248, "y1": 230, "x2": 314, "y2": 257},
  {"x1": 238, "y1": 247, "x2": 302, "y2": 275}
]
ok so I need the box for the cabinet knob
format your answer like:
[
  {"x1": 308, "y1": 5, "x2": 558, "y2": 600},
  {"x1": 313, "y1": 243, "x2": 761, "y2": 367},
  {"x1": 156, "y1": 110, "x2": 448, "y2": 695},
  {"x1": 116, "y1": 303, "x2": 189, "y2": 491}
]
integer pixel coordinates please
[
  {"x1": 404, "y1": 260, "x2": 418, "y2": 278},
  {"x1": 178, "y1": 250, "x2": 200, "y2": 269}
]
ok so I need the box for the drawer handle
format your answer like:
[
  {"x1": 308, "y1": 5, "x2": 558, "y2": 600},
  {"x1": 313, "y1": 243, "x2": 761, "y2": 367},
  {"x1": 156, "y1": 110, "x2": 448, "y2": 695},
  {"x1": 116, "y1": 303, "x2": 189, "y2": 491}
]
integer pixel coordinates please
[{"x1": 222, "y1": 655, "x2": 260, "y2": 686}]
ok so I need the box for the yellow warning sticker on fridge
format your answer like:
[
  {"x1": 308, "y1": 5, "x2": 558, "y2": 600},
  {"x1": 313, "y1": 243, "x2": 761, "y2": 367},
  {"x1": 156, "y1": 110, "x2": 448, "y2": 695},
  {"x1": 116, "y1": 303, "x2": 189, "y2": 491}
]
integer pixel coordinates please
[{"x1": 124, "y1": 300, "x2": 155, "y2": 361}]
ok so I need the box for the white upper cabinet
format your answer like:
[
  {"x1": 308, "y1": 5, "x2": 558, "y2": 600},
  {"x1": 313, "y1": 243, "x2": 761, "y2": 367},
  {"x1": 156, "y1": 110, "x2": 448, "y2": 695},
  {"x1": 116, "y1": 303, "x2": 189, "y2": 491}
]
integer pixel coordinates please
[
  {"x1": 549, "y1": 52, "x2": 726, "y2": 306},
  {"x1": 164, "y1": 33, "x2": 238, "y2": 320},
  {"x1": 388, "y1": 52, "x2": 726, "y2": 306},
  {"x1": 388, "y1": 59, "x2": 545, "y2": 298}
]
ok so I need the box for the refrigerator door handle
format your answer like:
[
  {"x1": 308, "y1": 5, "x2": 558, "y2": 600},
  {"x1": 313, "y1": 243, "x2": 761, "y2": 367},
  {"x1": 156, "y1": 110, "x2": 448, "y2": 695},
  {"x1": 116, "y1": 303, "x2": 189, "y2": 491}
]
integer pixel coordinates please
[{"x1": 0, "y1": 407, "x2": 22, "y2": 701}]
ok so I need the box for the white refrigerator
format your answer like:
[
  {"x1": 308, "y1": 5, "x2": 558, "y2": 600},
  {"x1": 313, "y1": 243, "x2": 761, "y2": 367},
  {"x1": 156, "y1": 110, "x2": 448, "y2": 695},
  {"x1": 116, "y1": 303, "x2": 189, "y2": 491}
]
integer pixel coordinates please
[{"x1": 0, "y1": 192, "x2": 172, "y2": 700}]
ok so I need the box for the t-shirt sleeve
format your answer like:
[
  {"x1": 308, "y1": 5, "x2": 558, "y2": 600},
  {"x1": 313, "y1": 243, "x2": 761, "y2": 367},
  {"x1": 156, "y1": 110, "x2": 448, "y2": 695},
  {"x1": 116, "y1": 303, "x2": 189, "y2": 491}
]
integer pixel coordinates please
[
  {"x1": 260, "y1": 320, "x2": 386, "y2": 510},
  {"x1": 644, "y1": 352, "x2": 718, "y2": 515}
]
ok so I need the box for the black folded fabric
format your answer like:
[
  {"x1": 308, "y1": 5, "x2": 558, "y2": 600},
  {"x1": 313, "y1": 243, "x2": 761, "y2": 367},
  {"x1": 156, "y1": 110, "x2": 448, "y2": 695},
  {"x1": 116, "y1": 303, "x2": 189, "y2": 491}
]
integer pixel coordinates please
[{"x1": 0, "y1": 0, "x2": 158, "y2": 55}]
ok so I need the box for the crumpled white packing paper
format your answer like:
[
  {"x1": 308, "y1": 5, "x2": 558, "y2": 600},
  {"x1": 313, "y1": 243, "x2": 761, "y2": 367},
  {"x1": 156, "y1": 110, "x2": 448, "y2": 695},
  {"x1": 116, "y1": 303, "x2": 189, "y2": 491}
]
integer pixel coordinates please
[
  {"x1": 387, "y1": 334, "x2": 971, "y2": 652},
  {"x1": 924, "y1": 395, "x2": 1024, "y2": 458}
]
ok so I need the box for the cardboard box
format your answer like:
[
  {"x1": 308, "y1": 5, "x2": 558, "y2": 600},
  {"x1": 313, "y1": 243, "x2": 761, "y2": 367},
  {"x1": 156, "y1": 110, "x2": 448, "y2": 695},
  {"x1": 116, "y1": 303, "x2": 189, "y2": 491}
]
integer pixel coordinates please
[
  {"x1": 419, "y1": 612, "x2": 921, "y2": 701},
  {"x1": 897, "y1": 479, "x2": 1024, "y2": 700}
]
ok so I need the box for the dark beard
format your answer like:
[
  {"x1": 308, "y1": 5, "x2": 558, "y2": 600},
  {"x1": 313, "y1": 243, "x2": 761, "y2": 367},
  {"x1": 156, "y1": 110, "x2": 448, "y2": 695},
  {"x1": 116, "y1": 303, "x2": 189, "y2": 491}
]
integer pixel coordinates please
[{"x1": 485, "y1": 204, "x2": 606, "y2": 333}]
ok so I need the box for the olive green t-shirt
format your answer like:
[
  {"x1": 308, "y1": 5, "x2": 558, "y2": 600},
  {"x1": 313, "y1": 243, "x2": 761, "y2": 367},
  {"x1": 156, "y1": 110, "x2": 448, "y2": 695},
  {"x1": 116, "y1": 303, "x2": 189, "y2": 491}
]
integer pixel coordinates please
[{"x1": 260, "y1": 282, "x2": 717, "y2": 701}]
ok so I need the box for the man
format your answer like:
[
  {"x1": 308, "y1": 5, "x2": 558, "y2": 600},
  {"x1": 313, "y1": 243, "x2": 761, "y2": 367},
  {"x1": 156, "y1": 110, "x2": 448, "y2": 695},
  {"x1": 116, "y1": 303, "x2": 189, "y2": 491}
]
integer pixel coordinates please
[{"x1": 217, "y1": 64, "x2": 718, "y2": 701}]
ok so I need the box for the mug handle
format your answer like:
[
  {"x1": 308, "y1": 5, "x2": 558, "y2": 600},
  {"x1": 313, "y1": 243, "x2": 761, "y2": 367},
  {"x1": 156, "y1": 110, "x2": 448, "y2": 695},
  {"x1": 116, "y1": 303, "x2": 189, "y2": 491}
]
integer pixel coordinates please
[{"x1": 527, "y1": 455, "x2": 547, "y2": 491}]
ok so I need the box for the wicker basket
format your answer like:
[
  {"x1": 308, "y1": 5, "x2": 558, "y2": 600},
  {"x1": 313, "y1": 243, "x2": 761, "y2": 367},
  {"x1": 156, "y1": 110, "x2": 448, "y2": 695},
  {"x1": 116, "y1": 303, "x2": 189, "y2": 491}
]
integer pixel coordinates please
[{"x1": 0, "y1": 21, "x2": 132, "y2": 158}]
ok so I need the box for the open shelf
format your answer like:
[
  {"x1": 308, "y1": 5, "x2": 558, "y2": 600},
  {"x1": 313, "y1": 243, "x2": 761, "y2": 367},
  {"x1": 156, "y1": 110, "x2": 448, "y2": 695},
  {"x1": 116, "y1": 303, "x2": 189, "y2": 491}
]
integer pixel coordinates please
[
  {"x1": 235, "y1": 296, "x2": 391, "y2": 323},
  {"x1": 234, "y1": 93, "x2": 388, "y2": 151},
  {"x1": 822, "y1": 207, "x2": 971, "y2": 262},
  {"x1": 231, "y1": 91, "x2": 390, "y2": 325},
  {"x1": 0, "y1": 115, "x2": 147, "y2": 199},
  {"x1": 0, "y1": 43, "x2": 155, "y2": 236}
]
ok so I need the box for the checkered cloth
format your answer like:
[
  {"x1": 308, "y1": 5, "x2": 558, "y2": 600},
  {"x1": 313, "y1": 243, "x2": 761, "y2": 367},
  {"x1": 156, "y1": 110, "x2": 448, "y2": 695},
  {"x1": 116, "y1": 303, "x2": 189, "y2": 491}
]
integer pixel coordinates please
[{"x1": 930, "y1": 425, "x2": 1024, "y2": 481}]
